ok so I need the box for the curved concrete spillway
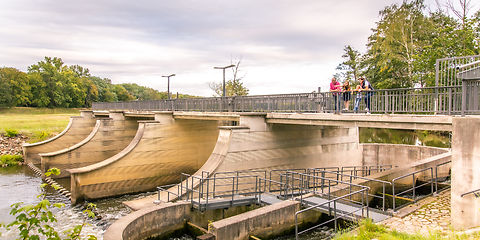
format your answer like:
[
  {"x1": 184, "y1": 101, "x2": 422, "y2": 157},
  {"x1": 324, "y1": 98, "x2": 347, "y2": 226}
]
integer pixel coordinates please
[
  {"x1": 68, "y1": 114, "x2": 220, "y2": 204},
  {"x1": 124, "y1": 114, "x2": 363, "y2": 210},
  {"x1": 39, "y1": 112, "x2": 139, "y2": 178},
  {"x1": 22, "y1": 110, "x2": 97, "y2": 165}
]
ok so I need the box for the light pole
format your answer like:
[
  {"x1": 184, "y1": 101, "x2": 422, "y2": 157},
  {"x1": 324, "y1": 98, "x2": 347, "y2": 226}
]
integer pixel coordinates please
[
  {"x1": 162, "y1": 74, "x2": 175, "y2": 99},
  {"x1": 214, "y1": 65, "x2": 235, "y2": 97}
]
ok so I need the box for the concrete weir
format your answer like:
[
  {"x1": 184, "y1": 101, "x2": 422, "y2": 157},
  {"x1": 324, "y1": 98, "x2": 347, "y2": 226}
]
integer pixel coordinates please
[
  {"x1": 22, "y1": 110, "x2": 97, "y2": 165},
  {"x1": 110, "y1": 143, "x2": 451, "y2": 240},
  {"x1": 39, "y1": 111, "x2": 141, "y2": 178},
  {"x1": 124, "y1": 113, "x2": 362, "y2": 210},
  {"x1": 68, "y1": 112, "x2": 220, "y2": 204}
]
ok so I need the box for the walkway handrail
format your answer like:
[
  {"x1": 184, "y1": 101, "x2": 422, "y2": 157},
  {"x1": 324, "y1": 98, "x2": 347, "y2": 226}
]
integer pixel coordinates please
[
  {"x1": 294, "y1": 188, "x2": 369, "y2": 240},
  {"x1": 461, "y1": 189, "x2": 480, "y2": 198},
  {"x1": 391, "y1": 167, "x2": 434, "y2": 211},
  {"x1": 310, "y1": 169, "x2": 391, "y2": 211}
]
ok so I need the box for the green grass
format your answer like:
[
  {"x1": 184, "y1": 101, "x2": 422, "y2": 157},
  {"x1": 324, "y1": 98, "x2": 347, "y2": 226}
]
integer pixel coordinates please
[
  {"x1": 335, "y1": 219, "x2": 480, "y2": 240},
  {"x1": 0, "y1": 107, "x2": 81, "y2": 142},
  {"x1": 0, "y1": 155, "x2": 23, "y2": 166}
]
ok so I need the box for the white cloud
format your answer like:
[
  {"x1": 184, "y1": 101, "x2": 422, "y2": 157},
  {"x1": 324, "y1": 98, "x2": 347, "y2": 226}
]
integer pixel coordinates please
[{"x1": 0, "y1": 0, "x2": 467, "y2": 96}]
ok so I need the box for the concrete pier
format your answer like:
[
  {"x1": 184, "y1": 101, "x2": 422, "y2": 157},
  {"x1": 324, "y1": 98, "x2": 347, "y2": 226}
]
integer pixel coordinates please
[{"x1": 451, "y1": 117, "x2": 480, "y2": 230}]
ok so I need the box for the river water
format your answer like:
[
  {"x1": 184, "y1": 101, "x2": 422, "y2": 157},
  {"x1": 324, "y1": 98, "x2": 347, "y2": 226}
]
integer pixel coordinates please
[{"x1": 0, "y1": 165, "x2": 156, "y2": 240}]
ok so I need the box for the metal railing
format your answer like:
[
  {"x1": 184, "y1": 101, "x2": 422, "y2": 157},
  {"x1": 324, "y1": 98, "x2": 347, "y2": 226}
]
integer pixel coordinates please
[
  {"x1": 294, "y1": 189, "x2": 369, "y2": 240},
  {"x1": 308, "y1": 169, "x2": 391, "y2": 211},
  {"x1": 91, "y1": 85, "x2": 480, "y2": 115},
  {"x1": 461, "y1": 189, "x2": 480, "y2": 198},
  {"x1": 391, "y1": 161, "x2": 451, "y2": 211}
]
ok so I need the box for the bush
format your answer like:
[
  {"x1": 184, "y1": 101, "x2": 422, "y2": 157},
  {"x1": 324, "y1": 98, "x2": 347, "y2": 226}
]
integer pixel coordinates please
[
  {"x1": 0, "y1": 154, "x2": 23, "y2": 166},
  {"x1": 4, "y1": 128, "x2": 19, "y2": 137},
  {"x1": 29, "y1": 130, "x2": 52, "y2": 143}
]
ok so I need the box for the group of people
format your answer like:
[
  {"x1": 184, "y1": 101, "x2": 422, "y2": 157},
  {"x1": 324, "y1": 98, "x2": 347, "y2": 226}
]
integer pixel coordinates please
[{"x1": 329, "y1": 77, "x2": 374, "y2": 114}]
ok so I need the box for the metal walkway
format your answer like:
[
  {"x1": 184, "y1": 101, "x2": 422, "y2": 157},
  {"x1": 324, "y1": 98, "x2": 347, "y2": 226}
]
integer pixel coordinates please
[{"x1": 302, "y1": 196, "x2": 390, "y2": 223}]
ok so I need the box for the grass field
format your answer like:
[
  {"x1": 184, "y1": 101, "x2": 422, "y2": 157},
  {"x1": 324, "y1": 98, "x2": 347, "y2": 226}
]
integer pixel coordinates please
[{"x1": 0, "y1": 107, "x2": 82, "y2": 142}]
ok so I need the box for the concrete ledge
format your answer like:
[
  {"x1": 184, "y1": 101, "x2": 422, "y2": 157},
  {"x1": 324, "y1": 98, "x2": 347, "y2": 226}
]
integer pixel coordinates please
[
  {"x1": 266, "y1": 113, "x2": 453, "y2": 131},
  {"x1": 104, "y1": 202, "x2": 191, "y2": 240},
  {"x1": 210, "y1": 200, "x2": 301, "y2": 240}
]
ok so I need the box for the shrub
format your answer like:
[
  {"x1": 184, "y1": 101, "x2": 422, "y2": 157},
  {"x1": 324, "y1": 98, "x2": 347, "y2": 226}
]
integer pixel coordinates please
[
  {"x1": 29, "y1": 130, "x2": 51, "y2": 143},
  {"x1": 4, "y1": 128, "x2": 19, "y2": 137},
  {"x1": 0, "y1": 154, "x2": 23, "y2": 166}
]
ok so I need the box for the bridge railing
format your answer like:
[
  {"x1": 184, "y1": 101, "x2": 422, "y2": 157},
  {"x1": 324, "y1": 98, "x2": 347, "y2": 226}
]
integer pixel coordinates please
[{"x1": 92, "y1": 84, "x2": 480, "y2": 114}]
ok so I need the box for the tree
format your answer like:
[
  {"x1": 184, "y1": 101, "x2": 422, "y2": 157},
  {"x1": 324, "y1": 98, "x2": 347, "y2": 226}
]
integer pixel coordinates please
[
  {"x1": 209, "y1": 59, "x2": 249, "y2": 97},
  {"x1": 364, "y1": 0, "x2": 429, "y2": 89},
  {"x1": 0, "y1": 68, "x2": 31, "y2": 107},
  {"x1": 336, "y1": 45, "x2": 362, "y2": 82}
]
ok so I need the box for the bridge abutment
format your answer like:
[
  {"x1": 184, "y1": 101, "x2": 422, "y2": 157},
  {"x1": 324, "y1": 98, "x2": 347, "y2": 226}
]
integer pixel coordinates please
[{"x1": 452, "y1": 117, "x2": 480, "y2": 230}]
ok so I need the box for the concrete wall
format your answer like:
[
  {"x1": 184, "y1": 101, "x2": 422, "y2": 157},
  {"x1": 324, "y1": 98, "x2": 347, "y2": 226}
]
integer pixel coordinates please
[
  {"x1": 362, "y1": 143, "x2": 449, "y2": 167},
  {"x1": 452, "y1": 117, "x2": 480, "y2": 230},
  {"x1": 39, "y1": 112, "x2": 138, "y2": 178},
  {"x1": 22, "y1": 111, "x2": 97, "y2": 165},
  {"x1": 215, "y1": 116, "x2": 362, "y2": 173},
  {"x1": 104, "y1": 202, "x2": 191, "y2": 240},
  {"x1": 210, "y1": 200, "x2": 303, "y2": 240},
  {"x1": 68, "y1": 114, "x2": 219, "y2": 204}
]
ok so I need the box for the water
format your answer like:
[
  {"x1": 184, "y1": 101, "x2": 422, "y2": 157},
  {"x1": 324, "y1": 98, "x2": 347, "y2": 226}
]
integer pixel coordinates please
[{"x1": 0, "y1": 165, "x2": 155, "y2": 240}]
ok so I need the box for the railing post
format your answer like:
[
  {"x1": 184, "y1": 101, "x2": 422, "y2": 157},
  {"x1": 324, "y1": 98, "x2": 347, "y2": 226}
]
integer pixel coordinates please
[
  {"x1": 412, "y1": 174, "x2": 416, "y2": 202},
  {"x1": 448, "y1": 87, "x2": 452, "y2": 115},
  {"x1": 385, "y1": 90, "x2": 388, "y2": 114},
  {"x1": 392, "y1": 181, "x2": 396, "y2": 212},
  {"x1": 462, "y1": 80, "x2": 467, "y2": 116}
]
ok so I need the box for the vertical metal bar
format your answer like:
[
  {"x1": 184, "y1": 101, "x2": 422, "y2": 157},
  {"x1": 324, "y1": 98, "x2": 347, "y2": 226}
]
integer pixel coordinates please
[
  {"x1": 206, "y1": 178, "x2": 209, "y2": 208},
  {"x1": 334, "y1": 200, "x2": 337, "y2": 232},
  {"x1": 448, "y1": 87, "x2": 452, "y2": 115},
  {"x1": 431, "y1": 168, "x2": 435, "y2": 195},
  {"x1": 412, "y1": 174, "x2": 416, "y2": 202},
  {"x1": 392, "y1": 181, "x2": 396, "y2": 212},
  {"x1": 382, "y1": 183, "x2": 386, "y2": 211}
]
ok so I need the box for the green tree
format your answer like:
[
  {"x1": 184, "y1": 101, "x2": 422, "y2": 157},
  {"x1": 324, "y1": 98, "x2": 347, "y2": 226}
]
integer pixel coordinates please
[
  {"x1": 364, "y1": 0, "x2": 429, "y2": 88},
  {"x1": 113, "y1": 85, "x2": 135, "y2": 101},
  {"x1": 209, "y1": 60, "x2": 249, "y2": 97},
  {"x1": 336, "y1": 45, "x2": 362, "y2": 82}
]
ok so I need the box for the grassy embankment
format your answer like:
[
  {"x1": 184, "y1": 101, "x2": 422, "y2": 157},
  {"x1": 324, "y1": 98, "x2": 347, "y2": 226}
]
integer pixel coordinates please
[
  {"x1": 0, "y1": 107, "x2": 81, "y2": 166},
  {"x1": 335, "y1": 219, "x2": 480, "y2": 240}
]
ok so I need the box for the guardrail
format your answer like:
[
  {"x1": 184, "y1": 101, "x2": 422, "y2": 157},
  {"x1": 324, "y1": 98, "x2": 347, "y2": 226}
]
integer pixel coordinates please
[
  {"x1": 461, "y1": 189, "x2": 480, "y2": 198},
  {"x1": 92, "y1": 86, "x2": 470, "y2": 114},
  {"x1": 294, "y1": 189, "x2": 369, "y2": 240},
  {"x1": 391, "y1": 161, "x2": 451, "y2": 211},
  {"x1": 308, "y1": 169, "x2": 391, "y2": 211}
]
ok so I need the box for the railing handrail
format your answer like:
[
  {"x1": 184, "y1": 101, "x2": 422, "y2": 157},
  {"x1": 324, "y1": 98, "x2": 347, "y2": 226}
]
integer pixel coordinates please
[
  {"x1": 316, "y1": 170, "x2": 392, "y2": 185},
  {"x1": 461, "y1": 189, "x2": 480, "y2": 198}
]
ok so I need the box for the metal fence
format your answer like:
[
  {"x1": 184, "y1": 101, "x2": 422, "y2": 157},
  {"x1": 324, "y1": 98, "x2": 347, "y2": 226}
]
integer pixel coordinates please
[
  {"x1": 436, "y1": 55, "x2": 480, "y2": 87},
  {"x1": 93, "y1": 85, "x2": 480, "y2": 115}
]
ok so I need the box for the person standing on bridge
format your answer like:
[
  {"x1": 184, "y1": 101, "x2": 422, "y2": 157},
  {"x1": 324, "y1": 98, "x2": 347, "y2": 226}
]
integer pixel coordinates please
[
  {"x1": 330, "y1": 77, "x2": 342, "y2": 113},
  {"x1": 342, "y1": 80, "x2": 352, "y2": 111},
  {"x1": 359, "y1": 77, "x2": 374, "y2": 114}
]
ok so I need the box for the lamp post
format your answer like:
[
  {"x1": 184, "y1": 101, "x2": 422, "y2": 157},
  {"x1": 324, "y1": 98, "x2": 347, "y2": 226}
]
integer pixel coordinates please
[
  {"x1": 162, "y1": 74, "x2": 175, "y2": 99},
  {"x1": 214, "y1": 65, "x2": 235, "y2": 97}
]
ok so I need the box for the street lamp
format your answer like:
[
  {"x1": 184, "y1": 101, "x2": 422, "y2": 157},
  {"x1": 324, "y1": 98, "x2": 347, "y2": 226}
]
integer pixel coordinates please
[
  {"x1": 162, "y1": 74, "x2": 175, "y2": 99},
  {"x1": 214, "y1": 65, "x2": 235, "y2": 97}
]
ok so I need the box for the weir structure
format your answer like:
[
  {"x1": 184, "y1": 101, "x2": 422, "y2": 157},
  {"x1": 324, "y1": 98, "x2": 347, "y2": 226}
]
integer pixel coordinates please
[{"x1": 23, "y1": 55, "x2": 480, "y2": 238}]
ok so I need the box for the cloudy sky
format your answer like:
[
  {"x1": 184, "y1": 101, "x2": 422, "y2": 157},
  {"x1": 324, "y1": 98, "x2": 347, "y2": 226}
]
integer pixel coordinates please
[{"x1": 0, "y1": 0, "x2": 455, "y2": 96}]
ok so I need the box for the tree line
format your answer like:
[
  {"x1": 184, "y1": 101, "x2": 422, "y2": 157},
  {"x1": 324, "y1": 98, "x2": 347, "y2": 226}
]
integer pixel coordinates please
[
  {"x1": 0, "y1": 57, "x2": 195, "y2": 108},
  {"x1": 336, "y1": 0, "x2": 480, "y2": 89}
]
